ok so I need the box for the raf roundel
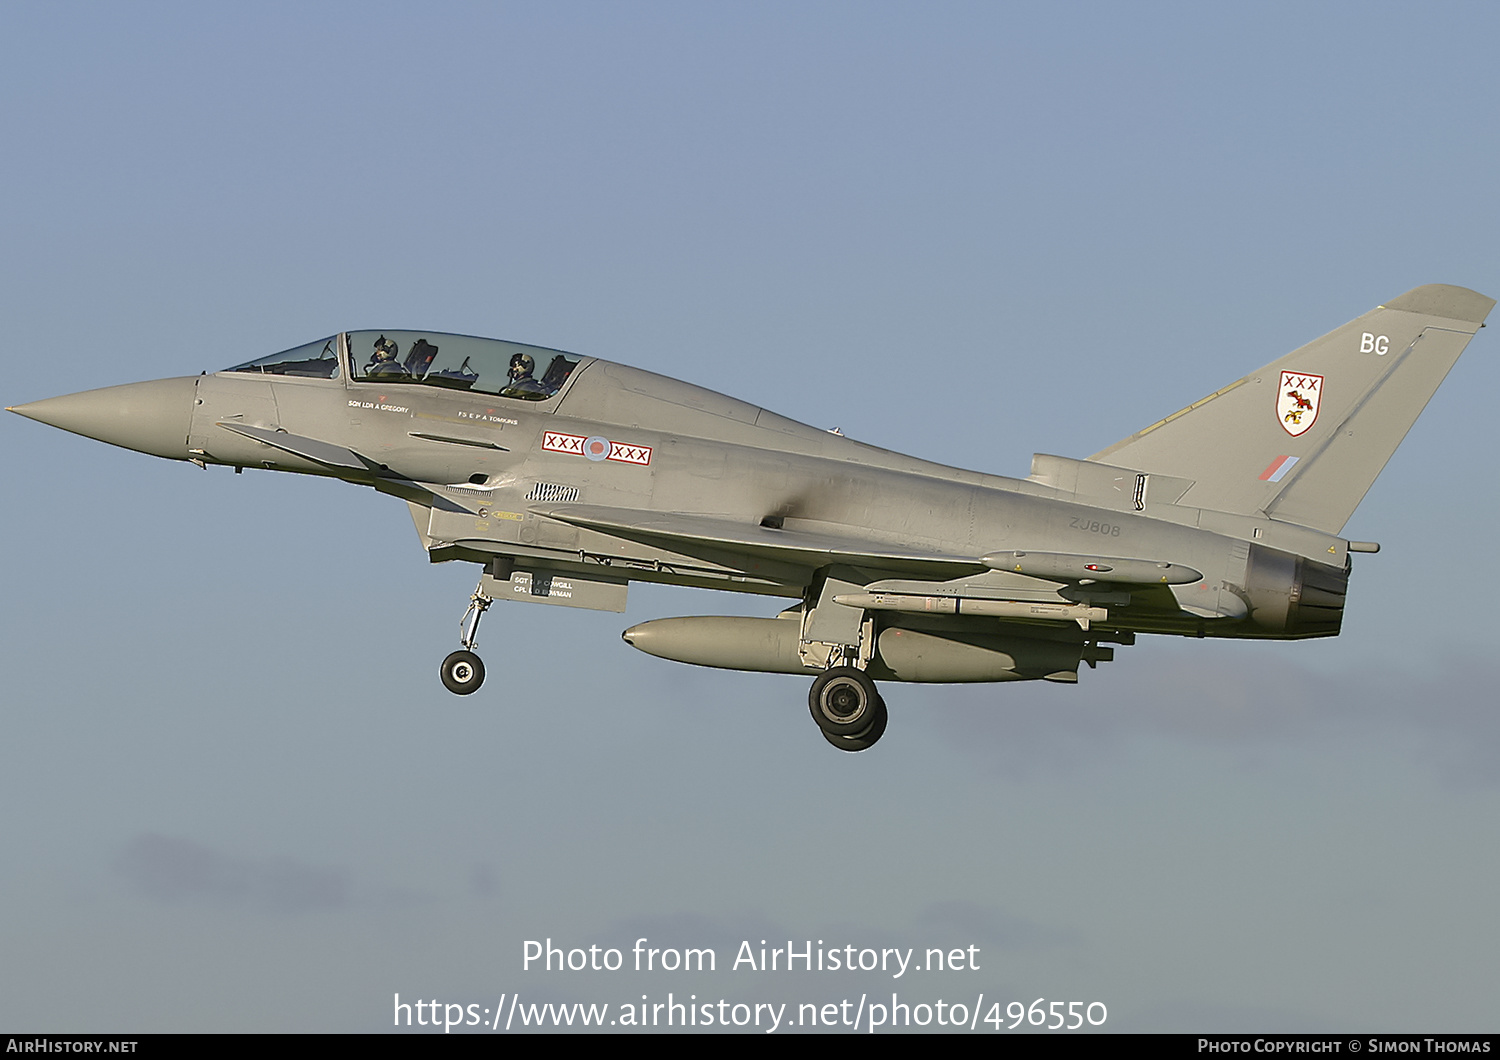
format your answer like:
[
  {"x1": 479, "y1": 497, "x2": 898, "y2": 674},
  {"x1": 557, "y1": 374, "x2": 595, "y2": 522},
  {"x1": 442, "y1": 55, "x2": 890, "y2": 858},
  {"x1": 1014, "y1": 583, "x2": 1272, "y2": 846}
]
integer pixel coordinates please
[{"x1": 584, "y1": 436, "x2": 611, "y2": 461}]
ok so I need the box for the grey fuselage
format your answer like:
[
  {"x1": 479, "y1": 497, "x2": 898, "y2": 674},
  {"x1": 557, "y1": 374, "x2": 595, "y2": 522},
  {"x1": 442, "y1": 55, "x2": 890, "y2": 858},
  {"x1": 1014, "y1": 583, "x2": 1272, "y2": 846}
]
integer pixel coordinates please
[{"x1": 151, "y1": 337, "x2": 1339, "y2": 648}]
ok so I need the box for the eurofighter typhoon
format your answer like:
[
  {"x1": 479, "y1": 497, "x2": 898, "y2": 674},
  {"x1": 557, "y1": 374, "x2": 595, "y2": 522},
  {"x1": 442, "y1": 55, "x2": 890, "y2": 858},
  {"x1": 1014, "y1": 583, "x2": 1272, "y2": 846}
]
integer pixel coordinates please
[{"x1": 9, "y1": 285, "x2": 1491, "y2": 750}]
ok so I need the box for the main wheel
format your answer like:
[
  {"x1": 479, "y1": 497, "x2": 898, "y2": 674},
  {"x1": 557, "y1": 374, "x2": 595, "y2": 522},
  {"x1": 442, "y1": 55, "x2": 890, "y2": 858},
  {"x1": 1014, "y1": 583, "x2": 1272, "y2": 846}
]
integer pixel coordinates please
[
  {"x1": 808, "y1": 666, "x2": 880, "y2": 736},
  {"x1": 440, "y1": 650, "x2": 486, "y2": 695},
  {"x1": 821, "y1": 695, "x2": 888, "y2": 752}
]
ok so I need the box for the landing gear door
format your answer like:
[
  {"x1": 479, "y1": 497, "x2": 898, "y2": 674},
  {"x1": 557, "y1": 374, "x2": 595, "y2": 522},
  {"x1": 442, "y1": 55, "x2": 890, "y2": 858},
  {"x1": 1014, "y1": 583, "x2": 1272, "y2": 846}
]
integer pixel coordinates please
[{"x1": 481, "y1": 569, "x2": 628, "y2": 612}]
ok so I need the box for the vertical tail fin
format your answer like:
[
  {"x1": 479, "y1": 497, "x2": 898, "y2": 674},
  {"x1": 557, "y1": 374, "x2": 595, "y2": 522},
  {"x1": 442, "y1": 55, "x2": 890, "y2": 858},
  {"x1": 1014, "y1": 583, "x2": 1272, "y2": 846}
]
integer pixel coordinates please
[{"x1": 1089, "y1": 284, "x2": 1494, "y2": 534}]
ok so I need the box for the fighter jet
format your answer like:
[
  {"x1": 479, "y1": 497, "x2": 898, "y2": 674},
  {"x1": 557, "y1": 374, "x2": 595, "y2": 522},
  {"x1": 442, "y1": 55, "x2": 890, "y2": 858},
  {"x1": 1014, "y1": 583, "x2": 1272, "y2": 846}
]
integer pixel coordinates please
[{"x1": 9, "y1": 284, "x2": 1492, "y2": 751}]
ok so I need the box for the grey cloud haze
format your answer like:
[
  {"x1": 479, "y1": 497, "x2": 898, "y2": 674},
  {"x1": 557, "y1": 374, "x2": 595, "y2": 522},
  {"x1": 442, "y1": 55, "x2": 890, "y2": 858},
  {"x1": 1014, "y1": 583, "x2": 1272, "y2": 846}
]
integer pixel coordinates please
[{"x1": 114, "y1": 833, "x2": 350, "y2": 914}]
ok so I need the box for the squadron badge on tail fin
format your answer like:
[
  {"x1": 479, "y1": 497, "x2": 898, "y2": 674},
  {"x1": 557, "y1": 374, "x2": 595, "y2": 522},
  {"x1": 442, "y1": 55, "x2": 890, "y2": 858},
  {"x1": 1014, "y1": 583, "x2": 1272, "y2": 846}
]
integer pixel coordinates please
[{"x1": 1277, "y1": 372, "x2": 1322, "y2": 436}]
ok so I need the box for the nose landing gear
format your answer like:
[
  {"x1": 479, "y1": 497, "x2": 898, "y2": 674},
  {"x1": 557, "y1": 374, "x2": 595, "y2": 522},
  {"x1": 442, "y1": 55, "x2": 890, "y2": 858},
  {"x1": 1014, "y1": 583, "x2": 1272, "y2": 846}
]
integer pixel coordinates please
[
  {"x1": 441, "y1": 578, "x2": 493, "y2": 695},
  {"x1": 441, "y1": 650, "x2": 485, "y2": 694}
]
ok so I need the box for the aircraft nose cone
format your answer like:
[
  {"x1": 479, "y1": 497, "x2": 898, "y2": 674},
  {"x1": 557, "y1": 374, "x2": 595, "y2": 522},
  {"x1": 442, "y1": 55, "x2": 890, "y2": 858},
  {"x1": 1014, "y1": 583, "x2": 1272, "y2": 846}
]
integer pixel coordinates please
[{"x1": 9, "y1": 377, "x2": 198, "y2": 461}]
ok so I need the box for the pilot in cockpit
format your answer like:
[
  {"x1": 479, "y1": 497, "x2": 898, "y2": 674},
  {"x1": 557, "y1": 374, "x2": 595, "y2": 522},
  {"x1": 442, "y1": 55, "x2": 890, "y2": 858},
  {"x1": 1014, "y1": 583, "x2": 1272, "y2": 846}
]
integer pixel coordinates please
[
  {"x1": 500, "y1": 352, "x2": 548, "y2": 399},
  {"x1": 365, "y1": 335, "x2": 405, "y2": 377}
]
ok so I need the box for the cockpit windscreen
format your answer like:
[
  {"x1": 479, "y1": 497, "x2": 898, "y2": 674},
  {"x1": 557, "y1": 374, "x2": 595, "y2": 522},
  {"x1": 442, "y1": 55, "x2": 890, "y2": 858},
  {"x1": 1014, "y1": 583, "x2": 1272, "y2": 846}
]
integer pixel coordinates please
[{"x1": 225, "y1": 337, "x2": 341, "y2": 378}]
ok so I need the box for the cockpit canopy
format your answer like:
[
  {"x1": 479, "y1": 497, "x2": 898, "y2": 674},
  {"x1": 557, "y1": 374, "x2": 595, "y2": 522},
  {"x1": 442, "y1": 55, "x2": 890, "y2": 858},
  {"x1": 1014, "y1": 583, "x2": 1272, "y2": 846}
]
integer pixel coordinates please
[
  {"x1": 225, "y1": 331, "x2": 582, "y2": 402},
  {"x1": 347, "y1": 330, "x2": 579, "y2": 400}
]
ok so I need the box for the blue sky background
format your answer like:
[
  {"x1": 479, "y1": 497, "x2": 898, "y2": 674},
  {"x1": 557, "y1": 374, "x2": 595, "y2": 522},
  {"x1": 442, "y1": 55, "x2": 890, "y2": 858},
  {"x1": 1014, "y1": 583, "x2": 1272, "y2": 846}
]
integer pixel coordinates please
[{"x1": 2, "y1": 1, "x2": 1498, "y2": 1033}]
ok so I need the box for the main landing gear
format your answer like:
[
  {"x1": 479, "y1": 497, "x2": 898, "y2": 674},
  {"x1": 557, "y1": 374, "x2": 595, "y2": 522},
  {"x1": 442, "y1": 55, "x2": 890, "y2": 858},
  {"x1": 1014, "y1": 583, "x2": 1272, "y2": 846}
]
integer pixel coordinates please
[
  {"x1": 441, "y1": 579, "x2": 493, "y2": 695},
  {"x1": 808, "y1": 666, "x2": 888, "y2": 752}
]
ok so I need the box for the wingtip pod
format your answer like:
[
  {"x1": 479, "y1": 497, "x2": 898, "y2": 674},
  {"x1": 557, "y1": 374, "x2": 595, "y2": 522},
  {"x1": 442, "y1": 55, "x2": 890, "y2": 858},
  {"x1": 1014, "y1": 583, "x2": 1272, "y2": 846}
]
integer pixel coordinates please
[{"x1": 1381, "y1": 284, "x2": 1495, "y2": 325}]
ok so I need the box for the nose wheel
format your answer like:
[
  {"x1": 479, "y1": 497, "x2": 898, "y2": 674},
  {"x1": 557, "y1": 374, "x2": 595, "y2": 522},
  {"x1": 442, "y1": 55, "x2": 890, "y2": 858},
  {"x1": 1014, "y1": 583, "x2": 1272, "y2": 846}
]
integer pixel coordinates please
[
  {"x1": 441, "y1": 577, "x2": 493, "y2": 695},
  {"x1": 441, "y1": 650, "x2": 486, "y2": 694}
]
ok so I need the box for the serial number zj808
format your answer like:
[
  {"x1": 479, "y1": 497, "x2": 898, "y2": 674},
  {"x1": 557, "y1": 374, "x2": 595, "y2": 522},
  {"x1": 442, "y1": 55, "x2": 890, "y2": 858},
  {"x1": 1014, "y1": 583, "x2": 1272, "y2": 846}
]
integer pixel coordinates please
[{"x1": 1068, "y1": 517, "x2": 1121, "y2": 536}]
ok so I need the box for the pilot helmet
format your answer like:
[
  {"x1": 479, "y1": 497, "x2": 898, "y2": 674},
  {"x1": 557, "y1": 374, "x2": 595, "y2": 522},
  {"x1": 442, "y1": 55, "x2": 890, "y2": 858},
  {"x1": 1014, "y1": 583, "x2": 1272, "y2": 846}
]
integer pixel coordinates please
[
  {"x1": 372, "y1": 336, "x2": 399, "y2": 362},
  {"x1": 509, "y1": 352, "x2": 535, "y2": 379}
]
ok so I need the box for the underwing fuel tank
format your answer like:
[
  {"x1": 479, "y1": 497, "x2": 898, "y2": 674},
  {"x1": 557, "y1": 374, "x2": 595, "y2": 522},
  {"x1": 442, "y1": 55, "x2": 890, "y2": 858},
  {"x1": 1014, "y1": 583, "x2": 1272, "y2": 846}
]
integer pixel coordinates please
[{"x1": 622, "y1": 615, "x2": 1105, "y2": 683}]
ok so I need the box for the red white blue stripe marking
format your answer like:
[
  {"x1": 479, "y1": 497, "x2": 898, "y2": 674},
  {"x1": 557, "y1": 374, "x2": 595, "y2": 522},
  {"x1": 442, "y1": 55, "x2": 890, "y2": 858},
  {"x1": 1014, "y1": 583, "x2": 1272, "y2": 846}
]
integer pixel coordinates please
[{"x1": 1259, "y1": 455, "x2": 1299, "y2": 483}]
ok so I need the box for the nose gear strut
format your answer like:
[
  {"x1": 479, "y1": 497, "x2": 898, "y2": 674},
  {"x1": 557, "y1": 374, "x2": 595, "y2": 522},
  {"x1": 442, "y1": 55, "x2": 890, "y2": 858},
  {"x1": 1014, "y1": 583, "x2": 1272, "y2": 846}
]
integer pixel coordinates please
[{"x1": 440, "y1": 577, "x2": 493, "y2": 695}]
